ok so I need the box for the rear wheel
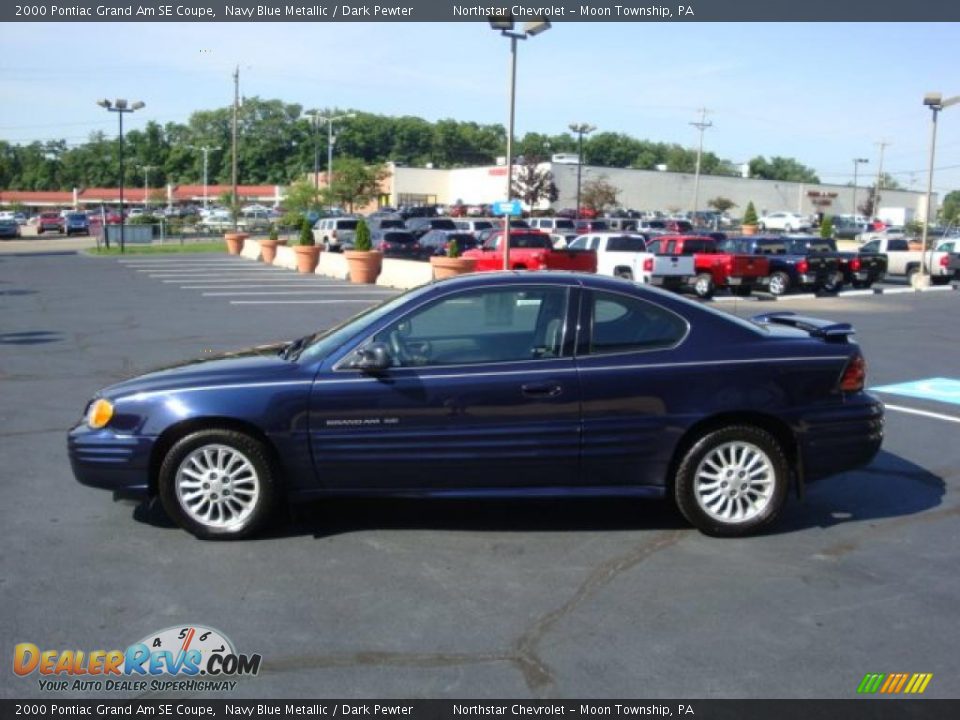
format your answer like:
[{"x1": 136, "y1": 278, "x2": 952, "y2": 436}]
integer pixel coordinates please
[
  {"x1": 822, "y1": 272, "x2": 844, "y2": 293},
  {"x1": 693, "y1": 273, "x2": 714, "y2": 299},
  {"x1": 674, "y1": 425, "x2": 789, "y2": 537},
  {"x1": 767, "y1": 271, "x2": 790, "y2": 296},
  {"x1": 158, "y1": 429, "x2": 277, "y2": 540}
]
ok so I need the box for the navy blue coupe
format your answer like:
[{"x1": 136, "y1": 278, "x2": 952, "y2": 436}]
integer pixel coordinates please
[{"x1": 69, "y1": 272, "x2": 883, "y2": 539}]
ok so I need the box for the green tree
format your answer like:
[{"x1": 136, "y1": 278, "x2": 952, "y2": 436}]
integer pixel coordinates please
[
  {"x1": 322, "y1": 158, "x2": 389, "y2": 212},
  {"x1": 707, "y1": 196, "x2": 737, "y2": 214},
  {"x1": 748, "y1": 156, "x2": 820, "y2": 183},
  {"x1": 284, "y1": 179, "x2": 323, "y2": 215},
  {"x1": 298, "y1": 217, "x2": 314, "y2": 246},
  {"x1": 511, "y1": 158, "x2": 559, "y2": 208},
  {"x1": 580, "y1": 177, "x2": 620, "y2": 214},
  {"x1": 940, "y1": 190, "x2": 960, "y2": 225},
  {"x1": 820, "y1": 215, "x2": 833, "y2": 239},
  {"x1": 742, "y1": 201, "x2": 759, "y2": 225},
  {"x1": 353, "y1": 218, "x2": 372, "y2": 251}
]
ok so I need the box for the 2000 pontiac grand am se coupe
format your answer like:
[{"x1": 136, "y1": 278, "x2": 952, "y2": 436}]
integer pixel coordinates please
[{"x1": 68, "y1": 272, "x2": 883, "y2": 540}]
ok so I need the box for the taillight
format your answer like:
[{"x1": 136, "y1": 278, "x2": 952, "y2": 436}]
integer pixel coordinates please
[
  {"x1": 940, "y1": 254, "x2": 949, "y2": 267},
  {"x1": 382, "y1": 241, "x2": 393, "y2": 249},
  {"x1": 840, "y1": 355, "x2": 866, "y2": 392},
  {"x1": 797, "y1": 259, "x2": 809, "y2": 274},
  {"x1": 849, "y1": 257, "x2": 861, "y2": 272},
  {"x1": 643, "y1": 257, "x2": 654, "y2": 272}
]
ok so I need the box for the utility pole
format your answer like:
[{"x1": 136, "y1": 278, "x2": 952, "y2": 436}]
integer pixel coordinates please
[
  {"x1": 873, "y1": 140, "x2": 889, "y2": 219},
  {"x1": 690, "y1": 107, "x2": 712, "y2": 222},
  {"x1": 232, "y1": 65, "x2": 239, "y2": 231},
  {"x1": 852, "y1": 157, "x2": 868, "y2": 218}
]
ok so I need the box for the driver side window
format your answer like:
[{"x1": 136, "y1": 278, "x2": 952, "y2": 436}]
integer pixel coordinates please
[{"x1": 372, "y1": 286, "x2": 569, "y2": 367}]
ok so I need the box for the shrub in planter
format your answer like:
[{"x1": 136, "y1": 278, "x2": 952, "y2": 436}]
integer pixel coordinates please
[
  {"x1": 260, "y1": 224, "x2": 283, "y2": 264},
  {"x1": 293, "y1": 218, "x2": 321, "y2": 273},
  {"x1": 819, "y1": 215, "x2": 833, "y2": 239},
  {"x1": 741, "y1": 202, "x2": 759, "y2": 235},
  {"x1": 345, "y1": 219, "x2": 382, "y2": 284},
  {"x1": 430, "y1": 237, "x2": 476, "y2": 280}
]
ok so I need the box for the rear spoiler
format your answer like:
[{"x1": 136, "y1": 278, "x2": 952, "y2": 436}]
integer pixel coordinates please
[{"x1": 751, "y1": 311, "x2": 855, "y2": 342}]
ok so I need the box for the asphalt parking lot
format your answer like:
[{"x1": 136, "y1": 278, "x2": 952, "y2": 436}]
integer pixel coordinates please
[{"x1": 1, "y1": 251, "x2": 959, "y2": 700}]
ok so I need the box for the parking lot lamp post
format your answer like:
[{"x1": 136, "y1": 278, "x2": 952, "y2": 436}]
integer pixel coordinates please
[
  {"x1": 852, "y1": 158, "x2": 868, "y2": 219},
  {"x1": 188, "y1": 146, "x2": 220, "y2": 210},
  {"x1": 490, "y1": 16, "x2": 551, "y2": 270},
  {"x1": 139, "y1": 165, "x2": 155, "y2": 207},
  {"x1": 569, "y1": 122, "x2": 596, "y2": 221},
  {"x1": 919, "y1": 92, "x2": 960, "y2": 285},
  {"x1": 97, "y1": 98, "x2": 145, "y2": 253},
  {"x1": 306, "y1": 112, "x2": 356, "y2": 212}
]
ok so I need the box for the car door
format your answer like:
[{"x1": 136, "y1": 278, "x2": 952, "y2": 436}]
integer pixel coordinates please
[
  {"x1": 308, "y1": 283, "x2": 582, "y2": 490},
  {"x1": 575, "y1": 288, "x2": 690, "y2": 489}
]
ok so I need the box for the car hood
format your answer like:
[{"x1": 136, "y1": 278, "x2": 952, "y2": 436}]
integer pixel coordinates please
[{"x1": 101, "y1": 341, "x2": 302, "y2": 399}]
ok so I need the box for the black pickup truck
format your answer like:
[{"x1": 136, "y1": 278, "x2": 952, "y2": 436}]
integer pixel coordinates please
[
  {"x1": 947, "y1": 252, "x2": 960, "y2": 280},
  {"x1": 719, "y1": 236, "x2": 839, "y2": 296},
  {"x1": 784, "y1": 236, "x2": 887, "y2": 290}
]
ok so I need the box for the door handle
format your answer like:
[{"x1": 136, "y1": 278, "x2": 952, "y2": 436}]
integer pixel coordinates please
[{"x1": 521, "y1": 383, "x2": 563, "y2": 398}]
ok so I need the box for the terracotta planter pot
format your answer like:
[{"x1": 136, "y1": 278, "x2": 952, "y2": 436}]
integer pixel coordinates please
[
  {"x1": 741, "y1": 224, "x2": 759, "y2": 236},
  {"x1": 430, "y1": 255, "x2": 477, "y2": 280},
  {"x1": 224, "y1": 232, "x2": 249, "y2": 254},
  {"x1": 293, "y1": 245, "x2": 322, "y2": 274},
  {"x1": 344, "y1": 250, "x2": 383, "y2": 284},
  {"x1": 260, "y1": 239, "x2": 281, "y2": 264}
]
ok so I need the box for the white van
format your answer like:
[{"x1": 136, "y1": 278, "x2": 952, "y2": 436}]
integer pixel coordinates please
[{"x1": 527, "y1": 217, "x2": 577, "y2": 234}]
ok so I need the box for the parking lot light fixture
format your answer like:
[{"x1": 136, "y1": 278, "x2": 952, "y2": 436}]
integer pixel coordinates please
[
  {"x1": 852, "y1": 158, "x2": 869, "y2": 219},
  {"x1": 490, "y1": 15, "x2": 552, "y2": 270},
  {"x1": 919, "y1": 92, "x2": 960, "y2": 285},
  {"x1": 187, "y1": 146, "x2": 221, "y2": 210},
  {"x1": 569, "y1": 123, "x2": 596, "y2": 221},
  {"x1": 305, "y1": 111, "x2": 356, "y2": 211},
  {"x1": 97, "y1": 98, "x2": 146, "y2": 253}
]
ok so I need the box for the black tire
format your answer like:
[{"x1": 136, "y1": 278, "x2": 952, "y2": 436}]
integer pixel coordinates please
[
  {"x1": 931, "y1": 275, "x2": 950, "y2": 286},
  {"x1": 674, "y1": 425, "x2": 790, "y2": 537},
  {"x1": 767, "y1": 271, "x2": 790, "y2": 297},
  {"x1": 822, "y1": 272, "x2": 844, "y2": 293},
  {"x1": 693, "y1": 272, "x2": 714, "y2": 299},
  {"x1": 158, "y1": 429, "x2": 277, "y2": 540},
  {"x1": 906, "y1": 266, "x2": 919, "y2": 285}
]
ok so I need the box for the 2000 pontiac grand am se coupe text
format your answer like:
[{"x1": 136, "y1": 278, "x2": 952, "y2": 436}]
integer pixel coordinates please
[{"x1": 68, "y1": 272, "x2": 883, "y2": 540}]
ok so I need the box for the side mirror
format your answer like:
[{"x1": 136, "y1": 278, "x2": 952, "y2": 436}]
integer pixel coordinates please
[{"x1": 351, "y1": 342, "x2": 392, "y2": 372}]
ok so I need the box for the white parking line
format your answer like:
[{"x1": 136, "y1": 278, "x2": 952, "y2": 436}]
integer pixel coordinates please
[
  {"x1": 203, "y1": 290, "x2": 398, "y2": 296},
  {"x1": 885, "y1": 404, "x2": 960, "y2": 425},
  {"x1": 180, "y1": 283, "x2": 350, "y2": 289},
  {"x1": 161, "y1": 277, "x2": 333, "y2": 283},
  {"x1": 230, "y1": 300, "x2": 378, "y2": 305},
  {"x1": 150, "y1": 273, "x2": 292, "y2": 279}
]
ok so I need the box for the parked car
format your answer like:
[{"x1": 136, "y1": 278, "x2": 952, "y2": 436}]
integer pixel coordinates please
[
  {"x1": 0, "y1": 218, "x2": 21, "y2": 239},
  {"x1": 454, "y1": 219, "x2": 495, "y2": 234},
  {"x1": 831, "y1": 216, "x2": 869, "y2": 240},
  {"x1": 313, "y1": 216, "x2": 360, "y2": 251},
  {"x1": 418, "y1": 230, "x2": 479, "y2": 258},
  {"x1": 574, "y1": 220, "x2": 610, "y2": 234},
  {"x1": 758, "y1": 212, "x2": 812, "y2": 233},
  {"x1": 68, "y1": 272, "x2": 883, "y2": 540},
  {"x1": 367, "y1": 215, "x2": 406, "y2": 232},
  {"x1": 63, "y1": 212, "x2": 91, "y2": 237},
  {"x1": 568, "y1": 232, "x2": 695, "y2": 289},
  {"x1": 371, "y1": 230, "x2": 422, "y2": 260},
  {"x1": 527, "y1": 217, "x2": 578, "y2": 234},
  {"x1": 463, "y1": 229, "x2": 597, "y2": 273},
  {"x1": 36, "y1": 212, "x2": 65, "y2": 234},
  {"x1": 856, "y1": 226, "x2": 905, "y2": 244},
  {"x1": 647, "y1": 235, "x2": 770, "y2": 298},
  {"x1": 405, "y1": 217, "x2": 458, "y2": 239},
  {"x1": 858, "y1": 237, "x2": 953, "y2": 284},
  {"x1": 783, "y1": 236, "x2": 887, "y2": 290},
  {"x1": 720, "y1": 236, "x2": 840, "y2": 296}
]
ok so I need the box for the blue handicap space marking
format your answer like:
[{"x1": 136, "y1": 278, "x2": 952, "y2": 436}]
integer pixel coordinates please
[{"x1": 871, "y1": 377, "x2": 960, "y2": 407}]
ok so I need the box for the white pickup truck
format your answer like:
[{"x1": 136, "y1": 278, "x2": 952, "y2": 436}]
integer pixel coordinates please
[
  {"x1": 858, "y1": 236, "x2": 954, "y2": 284},
  {"x1": 568, "y1": 233, "x2": 695, "y2": 289}
]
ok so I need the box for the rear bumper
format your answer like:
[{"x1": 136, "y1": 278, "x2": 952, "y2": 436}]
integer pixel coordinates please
[
  {"x1": 797, "y1": 395, "x2": 884, "y2": 481},
  {"x1": 67, "y1": 425, "x2": 154, "y2": 498}
]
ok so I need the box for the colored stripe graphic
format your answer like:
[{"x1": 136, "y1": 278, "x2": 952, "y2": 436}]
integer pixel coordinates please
[{"x1": 857, "y1": 673, "x2": 932, "y2": 694}]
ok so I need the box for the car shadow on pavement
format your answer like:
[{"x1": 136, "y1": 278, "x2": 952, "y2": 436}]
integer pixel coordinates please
[
  {"x1": 777, "y1": 450, "x2": 945, "y2": 532},
  {"x1": 0, "y1": 330, "x2": 63, "y2": 345},
  {"x1": 130, "y1": 450, "x2": 945, "y2": 540}
]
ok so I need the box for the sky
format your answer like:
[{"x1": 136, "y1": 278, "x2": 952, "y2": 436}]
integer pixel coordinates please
[{"x1": 2, "y1": 21, "x2": 959, "y2": 196}]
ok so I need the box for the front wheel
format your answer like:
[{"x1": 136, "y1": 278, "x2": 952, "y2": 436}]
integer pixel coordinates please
[
  {"x1": 693, "y1": 273, "x2": 714, "y2": 299},
  {"x1": 674, "y1": 426, "x2": 790, "y2": 537},
  {"x1": 158, "y1": 429, "x2": 277, "y2": 540}
]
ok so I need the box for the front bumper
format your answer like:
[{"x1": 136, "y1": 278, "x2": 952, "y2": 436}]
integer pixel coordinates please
[{"x1": 67, "y1": 425, "x2": 155, "y2": 498}]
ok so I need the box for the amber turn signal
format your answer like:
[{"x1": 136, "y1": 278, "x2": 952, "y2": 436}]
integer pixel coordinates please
[{"x1": 87, "y1": 399, "x2": 114, "y2": 429}]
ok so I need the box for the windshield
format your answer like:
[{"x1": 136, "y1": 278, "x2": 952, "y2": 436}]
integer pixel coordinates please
[{"x1": 294, "y1": 286, "x2": 431, "y2": 363}]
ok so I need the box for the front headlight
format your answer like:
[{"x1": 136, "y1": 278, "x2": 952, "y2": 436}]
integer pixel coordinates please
[{"x1": 86, "y1": 398, "x2": 114, "y2": 429}]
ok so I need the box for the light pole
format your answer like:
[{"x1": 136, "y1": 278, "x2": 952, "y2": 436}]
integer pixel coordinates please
[
  {"x1": 851, "y1": 158, "x2": 868, "y2": 219},
  {"x1": 139, "y1": 165, "x2": 155, "y2": 207},
  {"x1": 490, "y1": 16, "x2": 551, "y2": 270},
  {"x1": 689, "y1": 108, "x2": 712, "y2": 223},
  {"x1": 569, "y1": 122, "x2": 596, "y2": 221},
  {"x1": 304, "y1": 111, "x2": 356, "y2": 211},
  {"x1": 188, "y1": 146, "x2": 221, "y2": 210},
  {"x1": 97, "y1": 98, "x2": 145, "y2": 253},
  {"x1": 918, "y1": 92, "x2": 960, "y2": 286}
]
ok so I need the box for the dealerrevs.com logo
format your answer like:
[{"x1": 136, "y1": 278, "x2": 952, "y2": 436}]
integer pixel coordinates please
[{"x1": 13, "y1": 625, "x2": 261, "y2": 693}]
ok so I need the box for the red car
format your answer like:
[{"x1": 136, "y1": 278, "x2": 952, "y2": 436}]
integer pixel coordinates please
[
  {"x1": 36, "y1": 212, "x2": 65, "y2": 234},
  {"x1": 463, "y1": 229, "x2": 597, "y2": 273}
]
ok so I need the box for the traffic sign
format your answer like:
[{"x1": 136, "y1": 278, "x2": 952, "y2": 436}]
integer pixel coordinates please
[{"x1": 492, "y1": 200, "x2": 522, "y2": 216}]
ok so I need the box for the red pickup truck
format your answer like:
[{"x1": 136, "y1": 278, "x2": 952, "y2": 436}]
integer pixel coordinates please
[
  {"x1": 463, "y1": 229, "x2": 597, "y2": 273},
  {"x1": 648, "y1": 235, "x2": 770, "y2": 298}
]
